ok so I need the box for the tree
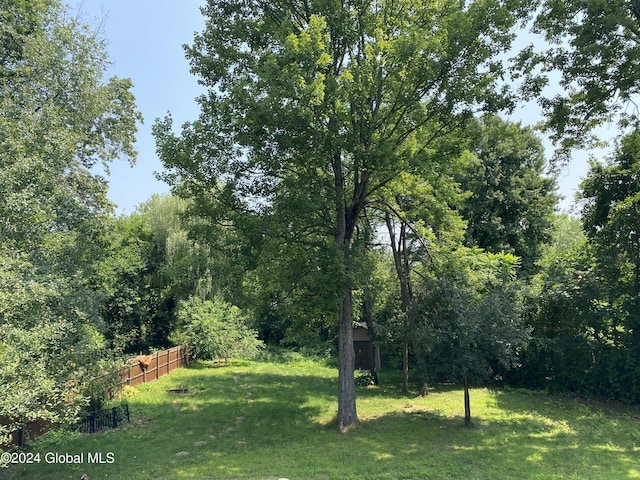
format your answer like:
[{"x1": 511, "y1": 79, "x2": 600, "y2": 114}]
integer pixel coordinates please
[
  {"x1": 511, "y1": 138, "x2": 640, "y2": 402},
  {"x1": 376, "y1": 165, "x2": 469, "y2": 393},
  {"x1": 576, "y1": 130, "x2": 640, "y2": 401},
  {"x1": 0, "y1": 0, "x2": 140, "y2": 442},
  {"x1": 155, "y1": 0, "x2": 534, "y2": 431},
  {"x1": 516, "y1": 0, "x2": 640, "y2": 160},
  {"x1": 459, "y1": 116, "x2": 558, "y2": 275},
  {"x1": 0, "y1": 2, "x2": 140, "y2": 251},
  {"x1": 101, "y1": 194, "x2": 240, "y2": 352},
  {"x1": 136, "y1": 195, "x2": 215, "y2": 347},
  {"x1": 96, "y1": 213, "x2": 155, "y2": 352},
  {"x1": 580, "y1": 131, "x2": 640, "y2": 293},
  {"x1": 413, "y1": 248, "x2": 530, "y2": 427},
  {"x1": 507, "y1": 214, "x2": 600, "y2": 394}
]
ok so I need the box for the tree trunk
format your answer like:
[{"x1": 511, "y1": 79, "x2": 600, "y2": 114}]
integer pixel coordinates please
[
  {"x1": 337, "y1": 287, "x2": 358, "y2": 431},
  {"x1": 363, "y1": 292, "x2": 379, "y2": 385},
  {"x1": 464, "y1": 376, "x2": 471, "y2": 428},
  {"x1": 386, "y1": 212, "x2": 413, "y2": 393},
  {"x1": 411, "y1": 333, "x2": 429, "y2": 396},
  {"x1": 333, "y1": 148, "x2": 359, "y2": 432},
  {"x1": 402, "y1": 337, "x2": 409, "y2": 393}
]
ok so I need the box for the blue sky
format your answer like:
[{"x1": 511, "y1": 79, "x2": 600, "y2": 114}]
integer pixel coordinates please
[
  {"x1": 71, "y1": 0, "x2": 206, "y2": 214},
  {"x1": 72, "y1": 0, "x2": 599, "y2": 215}
]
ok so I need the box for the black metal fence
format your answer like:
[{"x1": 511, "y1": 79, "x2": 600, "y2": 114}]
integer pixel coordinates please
[{"x1": 76, "y1": 404, "x2": 130, "y2": 434}]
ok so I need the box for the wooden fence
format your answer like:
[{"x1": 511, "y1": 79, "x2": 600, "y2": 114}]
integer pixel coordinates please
[
  {"x1": 124, "y1": 345, "x2": 190, "y2": 387},
  {"x1": 0, "y1": 418, "x2": 51, "y2": 452},
  {"x1": 1, "y1": 345, "x2": 191, "y2": 451}
]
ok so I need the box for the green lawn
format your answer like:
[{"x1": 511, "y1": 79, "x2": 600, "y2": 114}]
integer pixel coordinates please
[{"x1": 3, "y1": 356, "x2": 640, "y2": 479}]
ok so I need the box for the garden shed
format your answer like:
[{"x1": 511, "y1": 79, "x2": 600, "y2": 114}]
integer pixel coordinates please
[{"x1": 353, "y1": 322, "x2": 383, "y2": 371}]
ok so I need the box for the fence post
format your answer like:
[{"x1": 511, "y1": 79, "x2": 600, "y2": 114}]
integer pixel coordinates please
[{"x1": 156, "y1": 350, "x2": 160, "y2": 380}]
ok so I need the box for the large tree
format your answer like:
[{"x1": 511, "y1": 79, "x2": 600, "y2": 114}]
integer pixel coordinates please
[
  {"x1": 511, "y1": 134, "x2": 640, "y2": 402},
  {"x1": 155, "y1": 0, "x2": 534, "y2": 430},
  {"x1": 577, "y1": 131, "x2": 640, "y2": 401},
  {"x1": 580, "y1": 131, "x2": 640, "y2": 293},
  {"x1": 0, "y1": 0, "x2": 139, "y2": 250},
  {"x1": 459, "y1": 116, "x2": 558, "y2": 275}
]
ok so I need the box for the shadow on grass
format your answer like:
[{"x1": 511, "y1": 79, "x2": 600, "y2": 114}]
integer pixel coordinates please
[
  {"x1": 147, "y1": 365, "x2": 481, "y2": 479},
  {"x1": 350, "y1": 392, "x2": 640, "y2": 479},
  {"x1": 481, "y1": 389, "x2": 640, "y2": 477},
  {"x1": 346, "y1": 373, "x2": 640, "y2": 479}
]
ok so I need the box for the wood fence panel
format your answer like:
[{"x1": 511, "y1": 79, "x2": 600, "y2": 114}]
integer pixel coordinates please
[{"x1": 128, "y1": 361, "x2": 146, "y2": 387}]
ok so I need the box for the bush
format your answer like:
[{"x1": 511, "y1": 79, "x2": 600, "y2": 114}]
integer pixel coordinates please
[
  {"x1": 177, "y1": 297, "x2": 263, "y2": 362},
  {"x1": 355, "y1": 371, "x2": 377, "y2": 387},
  {"x1": 83, "y1": 355, "x2": 129, "y2": 412}
]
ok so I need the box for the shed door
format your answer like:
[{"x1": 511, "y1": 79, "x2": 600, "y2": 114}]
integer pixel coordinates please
[{"x1": 354, "y1": 341, "x2": 371, "y2": 370}]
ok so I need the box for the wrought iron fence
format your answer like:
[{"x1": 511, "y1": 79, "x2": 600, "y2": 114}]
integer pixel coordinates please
[{"x1": 76, "y1": 404, "x2": 130, "y2": 434}]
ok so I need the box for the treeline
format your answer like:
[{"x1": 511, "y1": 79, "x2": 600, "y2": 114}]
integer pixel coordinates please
[
  {"x1": 512, "y1": 134, "x2": 640, "y2": 403},
  {"x1": 2, "y1": 0, "x2": 640, "y2": 439}
]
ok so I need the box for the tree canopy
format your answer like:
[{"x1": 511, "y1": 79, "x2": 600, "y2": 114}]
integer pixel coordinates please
[
  {"x1": 517, "y1": 0, "x2": 640, "y2": 160},
  {"x1": 460, "y1": 116, "x2": 558, "y2": 275},
  {"x1": 580, "y1": 130, "x2": 640, "y2": 292}
]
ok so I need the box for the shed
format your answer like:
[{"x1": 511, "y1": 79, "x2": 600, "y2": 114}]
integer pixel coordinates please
[{"x1": 353, "y1": 322, "x2": 382, "y2": 371}]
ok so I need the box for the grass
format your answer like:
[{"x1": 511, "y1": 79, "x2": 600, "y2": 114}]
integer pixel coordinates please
[{"x1": 3, "y1": 355, "x2": 640, "y2": 479}]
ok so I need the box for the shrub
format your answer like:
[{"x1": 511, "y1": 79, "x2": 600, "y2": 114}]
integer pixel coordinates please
[
  {"x1": 355, "y1": 371, "x2": 377, "y2": 387},
  {"x1": 177, "y1": 297, "x2": 263, "y2": 362}
]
